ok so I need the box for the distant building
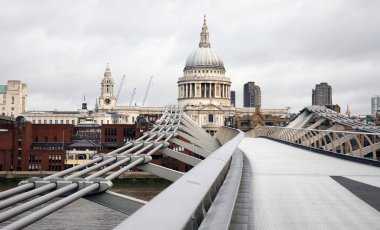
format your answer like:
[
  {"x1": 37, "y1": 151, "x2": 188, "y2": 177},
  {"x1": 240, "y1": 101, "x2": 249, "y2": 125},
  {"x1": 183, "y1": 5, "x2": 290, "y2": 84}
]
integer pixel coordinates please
[
  {"x1": 231, "y1": 91, "x2": 236, "y2": 107},
  {"x1": 312, "y1": 82, "x2": 332, "y2": 106},
  {"x1": 243, "y1": 82, "x2": 261, "y2": 108},
  {"x1": 325, "y1": 104, "x2": 341, "y2": 114},
  {"x1": 0, "y1": 80, "x2": 27, "y2": 117},
  {"x1": 371, "y1": 95, "x2": 380, "y2": 116}
]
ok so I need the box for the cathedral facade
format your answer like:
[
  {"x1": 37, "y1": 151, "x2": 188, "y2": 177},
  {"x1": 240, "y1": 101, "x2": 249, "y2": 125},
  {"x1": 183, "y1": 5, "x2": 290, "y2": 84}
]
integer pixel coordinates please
[
  {"x1": 94, "y1": 16, "x2": 289, "y2": 133},
  {"x1": 178, "y1": 16, "x2": 231, "y2": 107},
  {"x1": 177, "y1": 16, "x2": 234, "y2": 134},
  {"x1": 21, "y1": 16, "x2": 289, "y2": 131}
]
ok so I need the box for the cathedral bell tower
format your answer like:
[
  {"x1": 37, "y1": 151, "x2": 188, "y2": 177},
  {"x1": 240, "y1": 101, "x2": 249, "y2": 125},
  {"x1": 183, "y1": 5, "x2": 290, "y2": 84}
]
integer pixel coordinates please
[{"x1": 98, "y1": 63, "x2": 116, "y2": 111}]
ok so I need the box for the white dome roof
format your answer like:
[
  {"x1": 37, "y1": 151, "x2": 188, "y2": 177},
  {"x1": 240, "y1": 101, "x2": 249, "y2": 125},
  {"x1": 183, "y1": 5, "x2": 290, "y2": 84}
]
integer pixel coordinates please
[{"x1": 185, "y1": 47, "x2": 224, "y2": 69}]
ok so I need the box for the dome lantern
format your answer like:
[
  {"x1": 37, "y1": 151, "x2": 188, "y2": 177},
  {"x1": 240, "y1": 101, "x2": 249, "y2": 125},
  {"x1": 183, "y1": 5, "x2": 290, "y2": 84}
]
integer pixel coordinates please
[
  {"x1": 184, "y1": 15, "x2": 225, "y2": 70},
  {"x1": 199, "y1": 15, "x2": 211, "y2": 48}
]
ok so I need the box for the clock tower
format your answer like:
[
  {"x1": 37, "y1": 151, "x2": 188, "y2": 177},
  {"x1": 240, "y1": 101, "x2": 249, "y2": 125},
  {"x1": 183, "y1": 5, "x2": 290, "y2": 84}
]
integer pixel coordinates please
[{"x1": 99, "y1": 63, "x2": 116, "y2": 111}]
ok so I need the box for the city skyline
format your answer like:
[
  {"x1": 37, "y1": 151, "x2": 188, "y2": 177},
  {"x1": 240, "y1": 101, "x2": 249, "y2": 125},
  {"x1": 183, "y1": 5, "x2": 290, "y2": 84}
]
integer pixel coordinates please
[{"x1": 1, "y1": 1, "x2": 379, "y2": 115}]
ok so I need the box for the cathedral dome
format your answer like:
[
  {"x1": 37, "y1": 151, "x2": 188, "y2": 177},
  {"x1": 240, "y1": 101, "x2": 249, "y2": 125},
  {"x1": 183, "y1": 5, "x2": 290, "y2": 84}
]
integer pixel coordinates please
[
  {"x1": 185, "y1": 47, "x2": 224, "y2": 69},
  {"x1": 184, "y1": 15, "x2": 225, "y2": 70}
]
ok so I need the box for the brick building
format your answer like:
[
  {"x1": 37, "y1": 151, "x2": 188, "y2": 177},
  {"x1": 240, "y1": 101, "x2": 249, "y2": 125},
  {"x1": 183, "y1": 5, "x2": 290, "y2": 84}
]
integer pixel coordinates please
[{"x1": 0, "y1": 115, "x2": 194, "y2": 173}]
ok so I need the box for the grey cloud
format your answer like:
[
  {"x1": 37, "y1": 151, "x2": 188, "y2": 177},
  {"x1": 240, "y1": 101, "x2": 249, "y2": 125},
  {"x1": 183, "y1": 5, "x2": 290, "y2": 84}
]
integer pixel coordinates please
[{"x1": 0, "y1": 0, "x2": 378, "y2": 115}]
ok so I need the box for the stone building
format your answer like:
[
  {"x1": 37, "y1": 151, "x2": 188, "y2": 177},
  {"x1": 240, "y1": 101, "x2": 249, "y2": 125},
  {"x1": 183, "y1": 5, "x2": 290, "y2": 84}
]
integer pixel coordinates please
[
  {"x1": 178, "y1": 15, "x2": 231, "y2": 107},
  {"x1": 0, "y1": 80, "x2": 27, "y2": 117},
  {"x1": 176, "y1": 16, "x2": 232, "y2": 134},
  {"x1": 98, "y1": 63, "x2": 117, "y2": 111}
]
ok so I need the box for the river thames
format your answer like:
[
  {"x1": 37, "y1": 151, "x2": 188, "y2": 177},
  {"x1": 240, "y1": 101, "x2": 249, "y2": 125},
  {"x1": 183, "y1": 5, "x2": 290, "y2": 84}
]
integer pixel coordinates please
[{"x1": 0, "y1": 179, "x2": 170, "y2": 229}]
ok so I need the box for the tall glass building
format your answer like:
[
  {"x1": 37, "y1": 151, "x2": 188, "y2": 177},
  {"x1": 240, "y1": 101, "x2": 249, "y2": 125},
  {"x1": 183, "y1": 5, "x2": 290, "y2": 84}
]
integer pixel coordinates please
[
  {"x1": 243, "y1": 82, "x2": 261, "y2": 108},
  {"x1": 371, "y1": 95, "x2": 380, "y2": 116},
  {"x1": 312, "y1": 82, "x2": 332, "y2": 106}
]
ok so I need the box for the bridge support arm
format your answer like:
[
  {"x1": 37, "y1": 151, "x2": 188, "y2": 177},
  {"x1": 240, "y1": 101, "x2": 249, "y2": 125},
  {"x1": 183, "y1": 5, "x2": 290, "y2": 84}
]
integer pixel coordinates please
[
  {"x1": 85, "y1": 191, "x2": 147, "y2": 215},
  {"x1": 159, "y1": 148, "x2": 201, "y2": 167},
  {"x1": 171, "y1": 138, "x2": 211, "y2": 158},
  {"x1": 178, "y1": 128, "x2": 219, "y2": 151},
  {"x1": 137, "y1": 163, "x2": 184, "y2": 182}
]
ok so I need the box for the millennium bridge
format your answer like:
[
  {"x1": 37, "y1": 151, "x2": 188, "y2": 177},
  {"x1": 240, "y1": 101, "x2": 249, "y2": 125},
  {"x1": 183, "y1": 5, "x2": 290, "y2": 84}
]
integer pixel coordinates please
[{"x1": 0, "y1": 105, "x2": 379, "y2": 229}]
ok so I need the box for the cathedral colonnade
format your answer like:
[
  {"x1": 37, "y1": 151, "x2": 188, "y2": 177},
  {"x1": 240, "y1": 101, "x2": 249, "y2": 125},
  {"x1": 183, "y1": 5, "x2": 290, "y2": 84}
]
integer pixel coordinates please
[{"x1": 178, "y1": 82, "x2": 231, "y2": 99}]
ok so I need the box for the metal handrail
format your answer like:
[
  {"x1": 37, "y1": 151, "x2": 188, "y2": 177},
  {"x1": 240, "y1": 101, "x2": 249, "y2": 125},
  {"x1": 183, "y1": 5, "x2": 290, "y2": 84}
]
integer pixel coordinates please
[
  {"x1": 255, "y1": 126, "x2": 380, "y2": 161},
  {"x1": 256, "y1": 126, "x2": 380, "y2": 136}
]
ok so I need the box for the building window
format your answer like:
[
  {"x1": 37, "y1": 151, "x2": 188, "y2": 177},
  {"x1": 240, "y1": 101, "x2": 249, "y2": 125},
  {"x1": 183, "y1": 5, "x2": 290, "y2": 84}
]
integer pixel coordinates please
[
  {"x1": 55, "y1": 120, "x2": 58, "y2": 124},
  {"x1": 49, "y1": 120, "x2": 52, "y2": 124},
  {"x1": 66, "y1": 120, "x2": 69, "y2": 124},
  {"x1": 38, "y1": 120, "x2": 41, "y2": 124},
  {"x1": 60, "y1": 120, "x2": 63, "y2": 124},
  {"x1": 208, "y1": 114, "x2": 214, "y2": 123},
  {"x1": 11, "y1": 107, "x2": 14, "y2": 111},
  {"x1": 29, "y1": 154, "x2": 42, "y2": 171},
  {"x1": 72, "y1": 120, "x2": 75, "y2": 125},
  {"x1": 48, "y1": 154, "x2": 62, "y2": 171},
  {"x1": 11, "y1": 97, "x2": 14, "y2": 104},
  {"x1": 44, "y1": 120, "x2": 47, "y2": 124}
]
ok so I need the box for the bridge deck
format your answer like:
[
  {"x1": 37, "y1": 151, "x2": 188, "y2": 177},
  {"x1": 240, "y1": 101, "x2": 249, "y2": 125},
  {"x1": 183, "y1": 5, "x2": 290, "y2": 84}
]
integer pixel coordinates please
[{"x1": 239, "y1": 137, "x2": 380, "y2": 230}]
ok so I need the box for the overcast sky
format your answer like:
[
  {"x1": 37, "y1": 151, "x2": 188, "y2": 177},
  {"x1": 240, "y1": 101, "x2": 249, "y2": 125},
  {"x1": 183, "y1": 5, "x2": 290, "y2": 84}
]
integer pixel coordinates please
[{"x1": 1, "y1": 0, "x2": 379, "y2": 115}]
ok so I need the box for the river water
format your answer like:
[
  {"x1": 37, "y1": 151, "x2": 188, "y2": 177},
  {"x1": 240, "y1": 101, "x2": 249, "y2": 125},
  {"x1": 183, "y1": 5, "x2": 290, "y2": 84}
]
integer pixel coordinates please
[{"x1": 0, "y1": 179, "x2": 171, "y2": 230}]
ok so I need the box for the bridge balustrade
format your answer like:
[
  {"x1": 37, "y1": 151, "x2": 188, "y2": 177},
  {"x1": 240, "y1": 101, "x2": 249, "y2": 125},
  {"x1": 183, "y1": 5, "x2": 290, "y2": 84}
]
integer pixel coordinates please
[{"x1": 255, "y1": 126, "x2": 380, "y2": 161}]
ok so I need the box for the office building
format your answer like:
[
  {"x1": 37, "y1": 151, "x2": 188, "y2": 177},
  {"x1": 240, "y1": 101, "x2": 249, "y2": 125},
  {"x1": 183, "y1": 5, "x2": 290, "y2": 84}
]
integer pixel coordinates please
[
  {"x1": 312, "y1": 82, "x2": 332, "y2": 106},
  {"x1": 243, "y1": 82, "x2": 261, "y2": 108},
  {"x1": 371, "y1": 95, "x2": 380, "y2": 116},
  {"x1": 231, "y1": 91, "x2": 236, "y2": 107}
]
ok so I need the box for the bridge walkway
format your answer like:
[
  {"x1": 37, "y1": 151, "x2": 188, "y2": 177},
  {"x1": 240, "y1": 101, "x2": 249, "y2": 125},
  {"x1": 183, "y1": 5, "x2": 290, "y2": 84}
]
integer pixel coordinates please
[{"x1": 239, "y1": 137, "x2": 380, "y2": 230}]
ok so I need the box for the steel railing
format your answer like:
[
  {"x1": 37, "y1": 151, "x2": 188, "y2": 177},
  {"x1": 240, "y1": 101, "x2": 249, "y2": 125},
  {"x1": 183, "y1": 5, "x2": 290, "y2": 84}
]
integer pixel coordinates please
[{"x1": 255, "y1": 126, "x2": 380, "y2": 161}]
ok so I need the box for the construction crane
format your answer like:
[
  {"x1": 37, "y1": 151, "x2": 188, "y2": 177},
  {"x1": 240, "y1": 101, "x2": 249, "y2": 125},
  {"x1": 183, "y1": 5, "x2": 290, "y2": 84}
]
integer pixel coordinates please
[
  {"x1": 142, "y1": 76, "x2": 153, "y2": 106},
  {"x1": 129, "y1": 88, "x2": 136, "y2": 106},
  {"x1": 116, "y1": 75, "x2": 126, "y2": 103}
]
